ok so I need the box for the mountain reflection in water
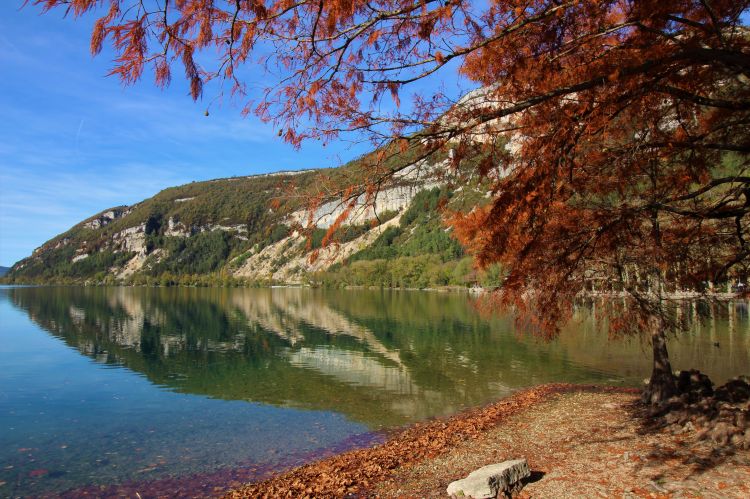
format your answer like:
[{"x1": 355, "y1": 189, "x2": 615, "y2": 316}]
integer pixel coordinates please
[{"x1": 7, "y1": 287, "x2": 749, "y2": 427}]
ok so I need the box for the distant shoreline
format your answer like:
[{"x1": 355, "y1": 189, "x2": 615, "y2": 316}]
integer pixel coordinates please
[{"x1": 1, "y1": 281, "x2": 746, "y2": 302}]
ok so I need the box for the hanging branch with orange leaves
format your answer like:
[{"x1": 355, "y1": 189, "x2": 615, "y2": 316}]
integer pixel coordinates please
[{"x1": 33, "y1": 0, "x2": 750, "y2": 402}]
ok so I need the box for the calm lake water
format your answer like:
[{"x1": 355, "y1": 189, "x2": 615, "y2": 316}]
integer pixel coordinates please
[{"x1": 1, "y1": 286, "x2": 748, "y2": 496}]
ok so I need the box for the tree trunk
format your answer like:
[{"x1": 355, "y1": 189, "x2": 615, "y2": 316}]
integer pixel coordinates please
[
  {"x1": 643, "y1": 317, "x2": 677, "y2": 405},
  {"x1": 644, "y1": 208, "x2": 677, "y2": 405}
]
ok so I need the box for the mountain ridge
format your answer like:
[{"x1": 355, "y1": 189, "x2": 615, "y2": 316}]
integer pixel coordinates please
[{"x1": 3, "y1": 149, "x2": 502, "y2": 288}]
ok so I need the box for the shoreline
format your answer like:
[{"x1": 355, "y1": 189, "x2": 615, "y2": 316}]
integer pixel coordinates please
[
  {"x1": 1, "y1": 282, "x2": 747, "y2": 302},
  {"x1": 226, "y1": 382, "x2": 750, "y2": 498},
  {"x1": 225, "y1": 384, "x2": 638, "y2": 498}
]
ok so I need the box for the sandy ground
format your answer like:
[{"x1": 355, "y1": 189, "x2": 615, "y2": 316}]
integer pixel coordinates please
[{"x1": 227, "y1": 385, "x2": 750, "y2": 498}]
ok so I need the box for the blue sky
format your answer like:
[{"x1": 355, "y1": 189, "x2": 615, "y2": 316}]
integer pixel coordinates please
[
  {"x1": 0, "y1": 2, "x2": 467, "y2": 267},
  {"x1": 1, "y1": 5, "x2": 748, "y2": 268}
]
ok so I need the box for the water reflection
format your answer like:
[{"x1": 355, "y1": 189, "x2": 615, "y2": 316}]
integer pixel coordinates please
[{"x1": 5, "y1": 287, "x2": 748, "y2": 428}]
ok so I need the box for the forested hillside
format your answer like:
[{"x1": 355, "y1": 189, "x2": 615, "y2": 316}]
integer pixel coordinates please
[{"x1": 3, "y1": 151, "x2": 497, "y2": 288}]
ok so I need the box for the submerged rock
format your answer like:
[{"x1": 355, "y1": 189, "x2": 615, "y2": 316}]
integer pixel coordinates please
[{"x1": 446, "y1": 459, "x2": 530, "y2": 498}]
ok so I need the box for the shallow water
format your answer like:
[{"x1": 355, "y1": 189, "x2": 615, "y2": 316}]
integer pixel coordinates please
[{"x1": 1, "y1": 286, "x2": 748, "y2": 496}]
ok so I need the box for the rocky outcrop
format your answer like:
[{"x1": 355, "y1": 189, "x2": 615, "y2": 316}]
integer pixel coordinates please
[
  {"x1": 164, "y1": 217, "x2": 191, "y2": 237},
  {"x1": 71, "y1": 253, "x2": 89, "y2": 263},
  {"x1": 205, "y1": 223, "x2": 248, "y2": 235},
  {"x1": 54, "y1": 238, "x2": 71, "y2": 250},
  {"x1": 233, "y1": 212, "x2": 402, "y2": 283},
  {"x1": 164, "y1": 216, "x2": 249, "y2": 238},
  {"x1": 113, "y1": 224, "x2": 147, "y2": 254},
  {"x1": 288, "y1": 160, "x2": 441, "y2": 229},
  {"x1": 83, "y1": 207, "x2": 130, "y2": 229},
  {"x1": 109, "y1": 224, "x2": 155, "y2": 278}
]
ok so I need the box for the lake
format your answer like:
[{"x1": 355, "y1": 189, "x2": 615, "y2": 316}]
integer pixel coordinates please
[{"x1": 1, "y1": 286, "x2": 748, "y2": 496}]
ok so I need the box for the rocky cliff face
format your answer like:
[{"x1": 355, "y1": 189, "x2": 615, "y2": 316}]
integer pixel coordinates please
[{"x1": 233, "y1": 211, "x2": 404, "y2": 283}]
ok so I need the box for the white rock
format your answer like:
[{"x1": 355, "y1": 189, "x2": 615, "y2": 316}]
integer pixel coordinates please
[
  {"x1": 446, "y1": 459, "x2": 530, "y2": 499},
  {"x1": 83, "y1": 207, "x2": 130, "y2": 229},
  {"x1": 287, "y1": 175, "x2": 440, "y2": 229}
]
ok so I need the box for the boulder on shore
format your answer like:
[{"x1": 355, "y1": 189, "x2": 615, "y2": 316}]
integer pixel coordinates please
[{"x1": 446, "y1": 459, "x2": 530, "y2": 498}]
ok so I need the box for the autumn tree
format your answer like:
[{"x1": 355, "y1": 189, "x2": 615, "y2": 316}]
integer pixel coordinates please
[{"x1": 34, "y1": 0, "x2": 750, "y2": 403}]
